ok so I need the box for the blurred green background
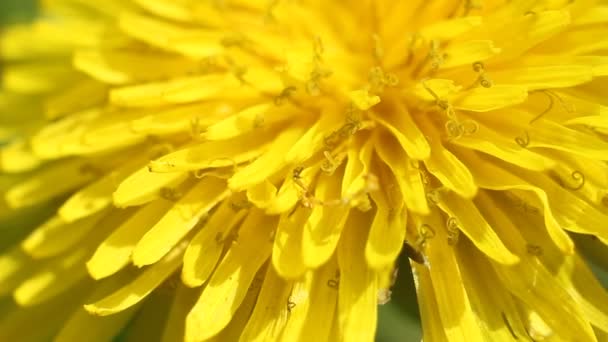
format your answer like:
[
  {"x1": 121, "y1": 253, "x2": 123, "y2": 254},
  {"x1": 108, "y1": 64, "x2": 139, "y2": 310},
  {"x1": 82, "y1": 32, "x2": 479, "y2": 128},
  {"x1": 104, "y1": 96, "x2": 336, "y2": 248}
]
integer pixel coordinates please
[
  {"x1": 0, "y1": 0, "x2": 422, "y2": 340},
  {"x1": 0, "y1": 0, "x2": 37, "y2": 25}
]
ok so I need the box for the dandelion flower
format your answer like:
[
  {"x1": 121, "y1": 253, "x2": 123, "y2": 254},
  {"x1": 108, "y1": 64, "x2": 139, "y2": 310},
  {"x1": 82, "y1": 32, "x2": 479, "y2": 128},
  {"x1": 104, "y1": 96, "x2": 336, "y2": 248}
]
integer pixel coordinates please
[{"x1": 2, "y1": 0, "x2": 608, "y2": 341}]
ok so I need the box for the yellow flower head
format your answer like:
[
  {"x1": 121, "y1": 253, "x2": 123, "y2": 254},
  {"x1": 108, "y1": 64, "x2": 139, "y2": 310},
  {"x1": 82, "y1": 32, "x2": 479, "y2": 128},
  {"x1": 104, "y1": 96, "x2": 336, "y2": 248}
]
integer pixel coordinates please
[{"x1": 2, "y1": 0, "x2": 608, "y2": 341}]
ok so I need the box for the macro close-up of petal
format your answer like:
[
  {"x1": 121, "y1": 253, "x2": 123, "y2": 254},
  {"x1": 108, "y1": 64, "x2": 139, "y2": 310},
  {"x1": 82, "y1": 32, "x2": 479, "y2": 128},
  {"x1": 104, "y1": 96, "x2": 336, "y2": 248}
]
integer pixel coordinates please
[{"x1": 1, "y1": 0, "x2": 608, "y2": 341}]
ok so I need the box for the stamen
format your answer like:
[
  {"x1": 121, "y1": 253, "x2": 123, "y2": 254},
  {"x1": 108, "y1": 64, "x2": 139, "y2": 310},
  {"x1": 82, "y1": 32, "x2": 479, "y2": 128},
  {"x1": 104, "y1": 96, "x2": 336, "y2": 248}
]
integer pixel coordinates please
[
  {"x1": 556, "y1": 170, "x2": 585, "y2": 191},
  {"x1": 446, "y1": 217, "x2": 460, "y2": 246},
  {"x1": 429, "y1": 40, "x2": 447, "y2": 71},
  {"x1": 292, "y1": 167, "x2": 320, "y2": 208},
  {"x1": 320, "y1": 150, "x2": 344, "y2": 175},
  {"x1": 324, "y1": 106, "x2": 362, "y2": 149},
  {"x1": 287, "y1": 300, "x2": 297, "y2": 312},
  {"x1": 159, "y1": 187, "x2": 183, "y2": 201},
  {"x1": 306, "y1": 37, "x2": 332, "y2": 96},
  {"x1": 472, "y1": 61, "x2": 493, "y2": 88},
  {"x1": 530, "y1": 90, "x2": 575, "y2": 124},
  {"x1": 416, "y1": 223, "x2": 436, "y2": 249},
  {"x1": 445, "y1": 119, "x2": 479, "y2": 140},
  {"x1": 273, "y1": 86, "x2": 297, "y2": 106},
  {"x1": 327, "y1": 270, "x2": 340, "y2": 289},
  {"x1": 512, "y1": 196, "x2": 540, "y2": 215},
  {"x1": 526, "y1": 243, "x2": 543, "y2": 256},
  {"x1": 193, "y1": 168, "x2": 231, "y2": 179},
  {"x1": 529, "y1": 91, "x2": 554, "y2": 124},
  {"x1": 421, "y1": 79, "x2": 449, "y2": 110}
]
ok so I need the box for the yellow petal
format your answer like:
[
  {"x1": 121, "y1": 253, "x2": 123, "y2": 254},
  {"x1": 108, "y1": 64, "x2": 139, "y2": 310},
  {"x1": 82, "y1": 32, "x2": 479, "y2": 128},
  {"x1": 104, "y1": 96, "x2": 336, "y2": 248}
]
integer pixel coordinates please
[
  {"x1": 375, "y1": 132, "x2": 429, "y2": 215},
  {"x1": 411, "y1": 263, "x2": 449, "y2": 342},
  {"x1": 365, "y1": 185, "x2": 407, "y2": 270},
  {"x1": 113, "y1": 166, "x2": 188, "y2": 208},
  {"x1": 109, "y1": 73, "x2": 244, "y2": 108},
  {"x1": 130, "y1": 102, "x2": 233, "y2": 136},
  {"x1": 348, "y1": 89, "x2": 380, "y2": 111},
  {"x1": 87, "y1": 199, "x2": 172, "y2": 280},
  {"x1": 203, "y1": 103, "x2": 299, "y2": 141},
  {"x1": 369, "y1": 97, "x2": 430, "y2": 160},
  {"x1": 0, "y1": 279, "x2": 91, "y2": 342},
  {"x1": 462, "y1": 151, "x2": 574, "y2": 254},
  {"x1": 490, "y1": 246, "x2": 597, "y2": 340},
  {"x1": 521, "y1": 170, "x2": 608, "y2": 240},
  {"x1": 85, "y1": 241, "x2": 187, "y2": 316},
  {"x1": 14, "y1": 247, "x2": 89, "y2": 306},
  {"x1": 272, "y1": 208, "x2": 310, "y2": 279},
  {"x1": 573, "y1": 5, "x2": 608, "y2": 26},
  {"x1": 265, "y1": 163, "x2": 319, "y2": 215},
  {"x1": 114, "y1": 289, "x2": 174, "y2": 342},
  {"x1": 419, "y1": 16, "x2": 482, "y2": 41},
  {"x1": 132, "y1": 177, "x2": 229, "y2": 267},
  {"x1": 420, "y1": 119, "x2": 477, "y2": 198},
  {"x1": 0, "y1": 140, "x2": 41, "y2": 173},
  {"x1": 132, "y1": 0, "x2": 196, "y2": 23},
  {"x1": 247, "y1": 180, "x2": 278, "y2": 209},
  {"x1": 59, "y1": 158, "x2": 143, "y2": 222},
  {"x1": 302, "y1": 172, "x2": 350, "y2": 268},
  {"x1": 15, "y1": 210, "x2": 133, "y2": 305},
  {"x1": 22, "y1": 212, "x2": 105, "y2": 259},
  {"x1": 74, "y1": 49, "x2": 200, "y2": 85},
  {"x1": 279, "y1": 258, "x2": 339, "y2": 342},
  {"x1": 2, "y1": 62, "x2": 78, "y2": 94},
  {"x1": 284, "y1": 106, "x2": 344, "y2": 165},
  {"x1": 442, "y1": 40, "x2": 501, "y2": 69},
  {"x1": 161, "y1": 283, "x2": 199, "y2": 342},
  {"x1": 454, "y1": 85, "x2": 528, "y2": 112},
  {"x1": 238, "y1": 266, "x2": 292, "y2": 342},
  {"x1": 206, "y1": 267, "x2": 266, "y2": 342},
  {"x1": 492, "y1": 65, "x2": 593, "y2": 90},
  {"x1": 118, "y1": 11, "x2": 223, "y2": 58},
  {"x1": 44, "y1": 78, "x2": 107, "y2": 119},
  {"x1": 456, "y1": 238, "x2": 537, "y2": 341},
  {"x1": 409, "y1": 78, "x2": 461, "y2": 103},
  {"x1": 148, "y1": 131, "x2": 273, "y2": 173},
  {"x1": 341, "y1": 133, "x2": 374, "y2": 200},
  {"x1": 181, "y1": 199, "x2": 247, "y2": 287},
  {"x1": 185, "y1": 210, "x2": 277, "y2": 342},
  {"x1": 337, "y1": 209, "x2": 378, "y2": 342},
  {"x1": 0, "y1": 247, "x2": 37, "y2": 296},
  {"x1": 438, "y1": 190, "x2": 520, "y2": 265},
  {"x1": 228, "y1": 125, "x2": 307, "y2": 191},
  {"x1": 527, "y1": 119, "x2": 608, "y2": 160},
  {"x1": 412, "y1": 210, "x2": 486, "y2": 342},
  {"x1": 450, "y1": 122, "x2": 555, "y2": 172},
  {"x1": 492, "y1": 10, "x2": 571, "y2": 60},
  {"x1": 565, "y1": 115, "x2": 608, "y2": 130},
  {"x1": 5, "y1": 159, "x2": 96, "y2": 209},
  {"x1": 55, "y1": 271, "x2": 140, "y2": 342}
]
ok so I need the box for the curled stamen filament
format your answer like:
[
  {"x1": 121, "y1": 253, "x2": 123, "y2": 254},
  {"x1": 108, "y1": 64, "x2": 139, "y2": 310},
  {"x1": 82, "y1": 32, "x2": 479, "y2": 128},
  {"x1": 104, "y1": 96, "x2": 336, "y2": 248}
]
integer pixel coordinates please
[
  {"x1": 446, "y1": 217, "x2": 460, "y2": 246},
  {"x1": 558, "y1": 170, "x2": 585, "y2": 191}
]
